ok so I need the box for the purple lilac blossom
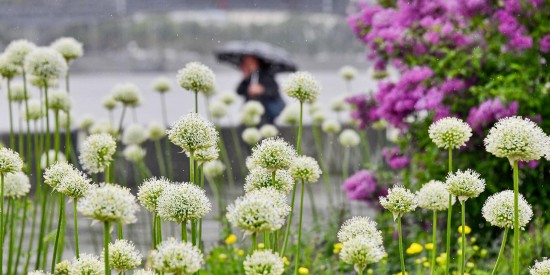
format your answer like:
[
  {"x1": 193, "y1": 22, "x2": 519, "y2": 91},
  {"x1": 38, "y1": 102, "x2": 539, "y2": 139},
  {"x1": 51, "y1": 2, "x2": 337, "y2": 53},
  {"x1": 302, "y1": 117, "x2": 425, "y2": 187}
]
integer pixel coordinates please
[
  {"x1": 466, "y1": 98, "x2": 519, "y2": 132},
  {"x1": 382, "y1": 147, "x2": 409, "y2": 169},
  {"x1": 539, "y1": 35, "x2": 550, "y2": 53},
  {"x1": 342, "y1": 170, "x2": 388, "y2": 206}
]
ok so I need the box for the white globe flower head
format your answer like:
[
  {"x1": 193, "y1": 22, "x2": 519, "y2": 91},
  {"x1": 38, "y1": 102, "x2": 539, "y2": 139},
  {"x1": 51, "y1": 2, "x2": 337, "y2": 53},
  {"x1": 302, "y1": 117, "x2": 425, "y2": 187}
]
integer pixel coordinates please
[
  {"x1": 133, "y1": 269, "x2": 155, "y2": 275},
  {"x1": 102, "y1": 95, "x2": 118, "y2": 110},
  {"x1": 242, "y1": 127, "x2": 262, "y2": 146},
  {"x1": 176, "y1": 61, "x2": 215, "y2": 95},
  {"x1": 56, "y1": 168, "x2": 93, "y2": 199},
  {"x1": 138, "y1": 177, "x2": 171, "y2": 213},
  {"x1": 220, "y1": 91, "x2": 237, "y2": 105},
  {"x1": 416, "y1": 180, "x2": 455, "y2": 211},
  {"x1": 152, "y1": 238, "x2": 203, "y2": 274},
  {"x1": 47, "y1": 89, "x2": 71, "y2": 112},
  {"x1": 289, "y1": 155, "x2": 322, "y2": 183},
  {"x1": 428, "y1": 117, "x2": 472, "y2": 150},
  {"x1": 44, "y1": 161, "x2": 75, "y2": 189},
  {"x1": 89, "y1": 120, "x2": 118, "y2": 138},
  {"x1": 55, "y1": 260, "x2": 71, "y2": 275},
  {"x1": 337, "y1": 216, "x2": 384, "y2": 246},
  {"x1": 78, "y1": 183, "x2": 139, "y2": 224},
  {"x1": 50, "y1": 37, "x2": 84, "y2": 61},
  {"x1": 40, "y1": 149, "x2": 66, "y2": 169},
  {"x1": 4, "y1": 39, "x2": 36, "y2": 66},
  {"x1": 484, "y1": 116, "x2": 550, "y2": 163},
  {"x1": 167, "y1": 113, "x2": 219, "y2": 153},
  {"x1": 379, "y1": 185, "x2": 418, "y2": 219},
  {"x1": 0, "y1": 54, "x2": 20, "y2": 79},
  {"x1": 250, "y1": 137, "x2": 297, "y2": 171},
  {"x1": 0, "y1": 147, "x2": 24, "y2": 174},
  {"x1": 4, "y1": 172, "x2": 30, "y2": 198},
  {"x1": 112, "y1": 83, "x2": 142, "y2": 107},
  {"x1": 203, "y1": 160, "x2": 226, "y2": 180},
  {"x1": 157, "y1": 182, "x2": 211, "y2": 223},
  {"x1": 58, "y1": 111, "x2": 71, "y2": 129},
  {"x1": 190, "y1": 146, "x2": 219, "y2": 164},
  {"x1": 208, "y1": 100, "x2": 228, "y2": 119},
  {"x1": 280, "y1": 103, "x2": 300, "y2": 125},
  {"x1": 79, "y1": 133, "x2": 117, "y2": 174},
  {"x1": 339, "y1": 65, "x2": 358, "y2": 81},
  {"x1": 29, "y1": 75, "x2": 58, "y2": 89},
  {"x1": 530, "y1": 258, "x2": 550, "y2": 275},
  {"x1": 123, "y1": 145, "x2": 146, "y2": 163},
  {"x1": 245, "y1": 156, "x2": 257, "y2": 170},
  {"x1": 322, "y1": 119, "x2": 342, "y2": 134},
  {"x1": 243, "y1": 100, "x2": 265, "y2": 116},
  {"x1": 311, "y1": 110, "x2": 326, "y2": 125},
  {"x1": 243, "y1": 250, "x2": 285, "y2": 275},
  {"x1": 331, "y1": 97, "x2": 348, "y2": 112},
  {"x1": 7, "y1": 82, "x2": 29, "y2": 103},
  {"x1": 122, "y1": 124, "x2": 149, "y2": 145},
  {"x1": 340, "y1": 237, "x2": 386, "y2": 273},
  {"x1": 78, "y1": 115, "x2": 95, "y2": 131},
  {"x1": 226, "y1": 187, "x2": 290, "y2": 234},
  {"x1": 69, "y1": 253, "x2": 103, "y2": 275},
  {"x1": 148, "y1": 122, "x2": 166, "y2": 141},
  {"x1": 339, "y1": 129, "x2": 361, "y2": 147},
  {"x1": 23, "y1": 100, "x2": 45, "y2": 121},
  {"x1": 102, "y1": 239, "x2": 142, "y2": 272},
  {"x1": 260, "y1": 124, "x2": 279, "y2": 138},
  {"x1": 28, "y1": 271, "x2": 51, "y2": 275},
  {"x1": 24, "y1": 47, "x2": 67, "y2": 82},
  {"x1": 283, "y1": 71, "x2": 321, "y2": 103},
  {"x1": 240, "y1": 112, "x2": 261, "y2": 127},
  {"x1": 151, "y1": 76, "x2": 171, "y2": 93},
  {"x1": 244, "y1": 168, "x2": 294, "y2": 194},
  {"x1": 445, "y1": 169, "x2": 486, "y2": 203},
  {"x1": 482, "y1": 190, "x2": 533, "y2": 229}
]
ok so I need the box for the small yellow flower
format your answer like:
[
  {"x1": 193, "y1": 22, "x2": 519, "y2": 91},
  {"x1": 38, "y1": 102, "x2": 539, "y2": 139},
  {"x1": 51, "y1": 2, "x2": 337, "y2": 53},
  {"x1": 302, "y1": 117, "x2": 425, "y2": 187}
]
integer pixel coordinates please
[
  {"x1": 225, "y1": 234, "x2": 237, "y2": 245},
  {"x1": 473, "y1": 245, "x2": 480, "y2": 251},
  {"x1": 415, "y1": 259, "x2": 422, "y2": 265},
  {"x1": 423, "y1": 262, "x2": 430, "y2": 268},
  {"x1": 395, "y1": 272, "x2": 409, "y2": 275},
  {"x1": 218, "y1": 253, "x2": 227, "y2": 262},
  {"x1": 367, "y1": 269, "x2": 373, "y2": 274},
  {"x1": 298, "y1": 267, "x2": 309, "y2": 275},
  {"x1": 283, "y1": 256, "x2": 290, "y2": 266},
  {"x1": 470, "y1": 237, "x2": 477, "y2": 243},
  {"x1": 406, "y1": 243, "x2": 423, "y2": 255},
  {"x1": 480, "y1": 249, "x2": 488, "y2": 257},
  {"x1": 333, "y1": 242, "x2": 343, "y2": 254},
  {"x1": 436, "y1": 253, "x2": 447, "y2": 266},
  {"x1": 421, "y1": 257, "x2": 427, "y2": 262},
  {"x1": 458, "y1": 225, "x2": 471, "y2": 234},
  {"x1": 467, "y1": 262, "x2": 475, "y2": 268},
  {"x1": 237, "y1": 249, "x2": 245, "y2": 256},
  {"x1": 425, "y1": 243, "x2": 434, "y2": 250},
  {"x1": 257, "y1": 243, "x2": 265, "y2": 249}
]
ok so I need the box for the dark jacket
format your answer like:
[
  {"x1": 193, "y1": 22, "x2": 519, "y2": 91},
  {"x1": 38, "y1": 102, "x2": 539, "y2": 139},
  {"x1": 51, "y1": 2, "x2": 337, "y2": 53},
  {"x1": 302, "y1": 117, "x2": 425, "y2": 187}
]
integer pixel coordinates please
[{"x1": 236, "y1": 70, "x2": 285, "y2": 124}]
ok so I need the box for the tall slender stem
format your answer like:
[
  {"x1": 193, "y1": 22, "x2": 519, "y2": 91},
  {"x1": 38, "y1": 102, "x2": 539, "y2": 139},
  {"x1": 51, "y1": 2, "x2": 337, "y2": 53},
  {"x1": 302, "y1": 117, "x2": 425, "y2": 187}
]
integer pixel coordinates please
[
  {"x1": 152, "y1": 213, "x2": 157, "y2": 248},
  {"x1": 54, "y1": 110, "x2": 60, "y2": 161},
  {"x1": 154, "y1": 140, "x2": 167, "y2": 177},
  {"x1": 156, "y1": 215, "x2": 162, "y2": 245},
  {"x1": 398, "y1": 216, "x2": 406, "y2": 275},
  {"x1": 44, "y1": 85, "x2": 51, "y2": 166},
  {"x1": 0, "y1": 173, "x2": 5, "y2": 274},
  {"x1": 190, "y1": 152, "x2": 195, "y2": 184},
  {"x1": 431, "y1": 210, "x2": 437, "y2": 275},
  {"x1": 251, "y1": 233, "x2": 257, "y2": 253},
  {"x1": 513, "y1": 160, "x2": 519, "y2": 275},
  {"x1": 191, "y1": 220, "x2": 197, "y2": 246},
  {"x1": 182, "y1": 219, "x2": 187, "y2": 242},
  {"x1": 15, "y1": 199, "x2": 28, "y2": 273},
  {"x1": 22, "y1": 71, "x2": 32, "y2": 172},
  {"x1": 51, "y1": 194, "x2": 65, "y2": 273},
  {"x1": 194, "y1": 91, "x2": 199, "y2": 113},
  {"x1": 492, "y1": 228, "x2": 509, "y2": 275},
  {"x1": 297, "y1": 102, "x2": 303, "y2": 154},
  {"x1": 160, "y1": 93, "x2": 174, "y2": 180},
  {"x1": 117, "y1": 223, "x2": 123, "y2": 239},
  {"x1": 74, "y1": 200, "x2": 80, "y2": 258},
  {"x1": 294, "y1": 181, "x2": 306, "y2": 275},
  {"x1": 7, "y1": 198, "x2": 15, "y2": 275},
  {"x1": 461, "y1": 201, "x2": 466, "y2": 275},
  {"x1": 117, "y1": 106, "x2": 127, "y2": 135},
  {"x1": 104, "y1": 222, "x2": 111, "y2": 275},
  {"x1": 445, "y1": 148, "x2": 453, "y2": 275},
  {"x1": 7, "y1": 79, "x2": 15, "y2": 150}
]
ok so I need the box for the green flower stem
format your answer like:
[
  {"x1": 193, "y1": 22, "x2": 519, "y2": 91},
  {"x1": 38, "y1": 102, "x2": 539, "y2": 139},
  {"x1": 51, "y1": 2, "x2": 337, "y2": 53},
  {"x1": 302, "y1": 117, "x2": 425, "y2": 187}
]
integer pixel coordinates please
[
  {"x1": 117, "y1": 105, "x2": 127, "y2": 135},
  {"x1": 398, "y1": 216, "x2": 406, "y2": 275},
  {"x1": 342, "y1": 147, "x2": 350, "y2": 181},
  {"x1": 251, "y1": 233, "x2": 257, "y2": 253},
  {"x1": 182, "y1": 220, "x2": 187, "y2": 242},
  {"x1": 358, "y1": 266, "x2": 364, "y2": 275},
  {"x1": 42, "y1": 195, "x2": 57, "y2": 270},
  {"x1": 0, "y1": 173, "x2": 5, "y2": 274},
  {"x1": 54, "y1": 110, "x2": 60, "y2": 161},
  {"x1": 105, "y1": 163, "x2": 111, "y2": 184},
  {"x1": 445, "y1": 148, "x2": 453, "y2": 275},
  {"x1": 311, "y1": 125, "x2": 333, "y2": 206},
  {"x1": 191, "y1": 220, "x2": 197, "y2": 246},
  {"x1": 73, "y1": 200, "x2": 80, "y2": 258},
  {"x1": 35, "y1": 124, "x2": 49, "y2": 269},
  {"x1": 359, "y1": 130, "x2": 371, "y2": 165},
  {"x1": 194, "y1": 91, "x2": 198, "y2": 113},
  {"x1": 18, "y1": 104, "x2": 24, "y2": 156},
  {"x1": 44, "y1": 85, "x2": 51, "y2": 166},
  {"x1": 15, "y1": 199, "x2": 29, "y2": 273},
  {"x1": 117, "y1": 223, "x2": 123, "y2": 239},
  {"x1": 217, "y1": 127, "x2": 235, "y2": 190},
  {"x1": 51, "y1": 194, "x2": 65, "y2": 274},
  {"x1": 7, "y1": 79, "x2": 15, "y2": 150},
  {"x1": 229, "y1": 121, "x2": 246, "y2": 177},
  {"x1": 264, "y1": 231, "x2": 270, "y2": 249},
  {"x1": 297, "y1": 102, "x2": 303, "y2": 154},
  {"x1": 154, "y1": 140, "x2": 167, "y2": 177},
  {"x1": 198, "y1": 165, "x2": 204, "y2": 250},
  {"x1": 23, "y1": 71, "x2": 32, "y2": 173},
  {"x1": 492, "y1": 228, "x2": 509, "y2": 275},
  {"x1": 164, "y1": 139, "x2": 174, "y2": 180},
  {"x1": 156, "y1": 215, "x2": 162, "y2": 245},
  {"x1": 64, "y1": 67, "x2": 72, "y2": 161},
  {"x1": 190, "y1": 152, "x2": 195, "y2": 184},
  {"x1": 104, "y1": 222, "x2": 111, "y2": 275},
  {"x1": 273, "y1": 230, "x2": 279, "y2": 252},
  {"x1": 7, "y1": 198, "x2": 15, "y2": 275},
  {"x1": 431, "y1": 210, "x2": 437, "y2": 275},
  {"x1": 513, "y1": 160, "x2": 519, "y2": 275},
  {"x1": 294, "y1": 181, "x2": 306, "y2": 275},
  {"x1": 461, "y1": 201, "x2": 466, "y2": 275},
  {"x1": 152, "y1": 213, "x2": 157, "y2": 248},
  {"x1": 306, "y1": 185, "x2": 318, "y2": 224},
  {"x1": 2, "y1": 200, "x2": 10, "y2": 242}
]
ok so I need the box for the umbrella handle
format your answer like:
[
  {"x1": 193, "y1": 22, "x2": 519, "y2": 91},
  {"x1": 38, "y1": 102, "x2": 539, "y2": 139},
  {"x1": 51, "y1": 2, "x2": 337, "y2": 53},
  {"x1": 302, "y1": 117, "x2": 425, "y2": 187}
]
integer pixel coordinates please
[{"x1": 250, "y1": 71, "x2": 260, "y2": 84}]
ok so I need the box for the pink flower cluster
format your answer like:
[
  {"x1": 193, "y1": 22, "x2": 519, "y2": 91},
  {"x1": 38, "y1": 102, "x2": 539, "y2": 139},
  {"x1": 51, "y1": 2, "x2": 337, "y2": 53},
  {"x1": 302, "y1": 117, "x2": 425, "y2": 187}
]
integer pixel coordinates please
[
  {"x1": 342, "y1": 170, "x2": 387, "y2": 207},
  {"x1": 382, "y1": 147, "x2": 409, "y2": 170},
  {"x1": 466, "y1": 98, "x2": 518, "y2": 132}
]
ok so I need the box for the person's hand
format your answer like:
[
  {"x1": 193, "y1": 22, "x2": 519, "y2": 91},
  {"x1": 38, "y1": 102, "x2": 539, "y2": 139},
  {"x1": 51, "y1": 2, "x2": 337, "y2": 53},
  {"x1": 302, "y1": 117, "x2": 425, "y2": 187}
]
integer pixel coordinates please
[{"x1": 248, "y1": 83, "x2": 265, "y2": 97}]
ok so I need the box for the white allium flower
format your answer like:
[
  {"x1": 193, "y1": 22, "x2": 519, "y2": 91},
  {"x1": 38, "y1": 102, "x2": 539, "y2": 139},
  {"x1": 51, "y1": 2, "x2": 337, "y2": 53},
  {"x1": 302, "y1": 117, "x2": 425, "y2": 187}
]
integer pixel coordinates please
[
  {"x1": 103, "y1": 239, "x2": 142, "y2": 272},
  {"x1": 484, "y1": 116, "x2": 550, "y2": 163},
  {"x1": 280, "y1": 103, "x2": 300, "y2": 125},
  {"x1": 243, "y1": 100, "x2": 265, "y2": 116},
  {"x1": 4, "y1": 39, "x2": 36, "y2": 66},
  {"x1": 244, "y1": 168, "x2": 294, "y2": 194},
  {"x1": 148, "y1": 122, "x2": 166, "y2": 141},
  {"x1": 151, "y1": 76, "x2": 171, "y2": 93},
  {"x1": 226, "y1": 187, "x2": 290, "y2": 234},
  {"x1": 28, "y1": 271, "x2": 51, "y2": 275},
  {"x1": 250, "y1": 137, "x2": 297, "y2": 171},
  {"x1": 29, "y1": 75, "x2": 58, "y2": 88},
  {"x1": 0, "y1": 54, "x2": 20, "y2": 79},
  {"x1": 167, "y1": 113, "x2": 218, "y2": 153},
  {"x1": 7, "y1": 82, "x2": 29, "y2": 102},
  {"x1": 190, "y1": 146, "x2": 219, "y2": 163},
  {"x1": 259, "y1": 124, "x2": 279, "y2": 138},
  {"x1": 152, "y1": 238, "x2": 203, "y2": 274},
  {"x1": 157, "y1": 182, "x2": 211, "y2": 223},
  {"x1": 339, "y1": 65, "x2": 358, "y2": 81},
  {"x1": 482, "y1": 190, "x2": 532, "y2": 229},
  {"x1": 40, "y1": 149, "x2": 66, "y2": 169},
  {"x1": 89, "y1": 120, "x2": 117, "y2": 137},
  {"x1": 79, "y1": 133, "x2": 117, "y2": 174},
  {"x1": 322, "y1": 119, "x2": 342, "y2": 134},
  {"x1": 246, "y1": 156, "x2": 257, "y2": 170},
  {"x1": 339, "y1": 129, "x2": 361, "y2": 147},
  {"x1": 283, "y1": 71, "x2": 321, "y2": 103},
  {"x1": 4, "y1": 172, "x2": 30, "y2": 198},
  {"x1": 243, "y1": 250, "x2": 285, "y2": 275},
  {"x1": 445, "y1": 169, "x2": 486, "y2": 202},
  {"x1": 242, "y1": 127, "x2": 262, "y2": 146},
  {"x1": 58, "y1": 111, "x2": 70, "y2": 129},
  {"x1": 208, "y1": 100, "x2": 228, "y2": 119},
  {"x1": 50, "y1": 37, "x2": 84, "y2": 61},
  {"x1": 240, "y1": 113, "x2": 261, "y2": 127},
  {"x1": 102, "y1": 95, "x2": 118, "y2": 110},
  {"x1": 289, "y1": 155, "x2": 322, "y2": 184},
  {"x1": 123, "y1": 145, "x2": 146, "y2": 163},
  {"x1": 47, "y1": 89, "x2": 71, "y2": 112},
  {"x1": 78, "y1": 115, "x2": 95, "y2": 131},
  {"x1": 0, "y1": 147, "x2": 24, "y2": 174},
  {"x1": 55, "y1": 260, "x2": 71, "y2": 275},
  {"x1": 122, "y1": 124, "x2": 148, "y2": 145},
  {"x1": 203, "y1": 160, "x2": 226, "y2": 180},
  {"x1": 112, "y1": 83, "x2": 142, "y2": 107},
  {"x1": 340, "y1": 237, "x2": 385, "y2": 272},
  {"x1": 176, "y1": 62, "x2": 215, "y2": 94},
  {"x1": 44, "y1": 161, "x2": 74, "y2": 189},
  {"x1": 311, "y1": 110, "x2": 325, "y2": 124},
  {"x1": 308, "y1": 103, "x2": 322, "y2": 115},
  {"x1": 69, "y1": 253, "x2": 103, "y2": 275},
  {"x1": 220, "y1": 91, "x2": 237, "y2": 105},
  {"x1": 138, "y1": 177, "x2": 171, "y2": 212},
  {"x1": 331, "y1": 97, "x2": 348, "y2": 112},
  {"x1": 23, "y1": 100, "x2": 45, "y2": 121},
  {"x1": 56, "y1": 168, "x2": 93, "y2": 199},
  {"x1": 133, "y1": 269, "x2": 154, "y2": 275},
  {"x1": 379, "y1": 185, "x2": 417, "y2": 218},
  {"x1": 530, "y1": 258, "x2": 550, "y2": 275},
  {"x1": 24, "y1": 48, "x2": 67, "y2": 81},
  {"x1": 338, "y1": 216, "x2": 383, "y2": 246},
  {"x1": 416, "y1": 180, "x2": 455, "y2": 211},
  {"x1": 428, "y1": 117, "x2": 472, "y2": 150},
  {"x1": 78, "y1": 184, "x2": 139, "y2": 224}
]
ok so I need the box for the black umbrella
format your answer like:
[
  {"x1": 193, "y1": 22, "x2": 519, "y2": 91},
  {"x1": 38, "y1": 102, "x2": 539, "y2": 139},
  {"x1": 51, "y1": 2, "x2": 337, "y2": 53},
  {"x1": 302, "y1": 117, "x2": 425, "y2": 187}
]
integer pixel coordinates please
[{"x1": 215, "y1": 40, "x2": 298, "y2": 74}]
